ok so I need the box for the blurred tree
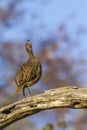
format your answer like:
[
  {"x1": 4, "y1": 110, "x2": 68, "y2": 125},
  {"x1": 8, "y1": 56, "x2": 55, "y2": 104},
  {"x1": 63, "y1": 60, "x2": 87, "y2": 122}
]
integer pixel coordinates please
[
  {"x1": 0, "y1": 0, "x2": 87, "y2": 130},
  {"x1": 56, "y1": 115, "x2": 67, "y2": 129},
  {"x1": 42, "y1": 123, "x2": 53, "y2": 130}
]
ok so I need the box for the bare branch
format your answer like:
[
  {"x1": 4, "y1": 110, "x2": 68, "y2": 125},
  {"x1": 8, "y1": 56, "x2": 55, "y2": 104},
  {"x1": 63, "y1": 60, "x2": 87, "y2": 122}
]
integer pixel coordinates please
[{"x1": 0, "y1": 86, "x2": 87, "y2": 129}]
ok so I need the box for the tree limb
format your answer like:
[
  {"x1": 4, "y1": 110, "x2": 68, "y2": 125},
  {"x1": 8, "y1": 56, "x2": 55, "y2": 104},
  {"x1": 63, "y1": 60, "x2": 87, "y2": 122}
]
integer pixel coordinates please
[{"x1": 0, "y1": 86, "x2": 87, "y2": 129}]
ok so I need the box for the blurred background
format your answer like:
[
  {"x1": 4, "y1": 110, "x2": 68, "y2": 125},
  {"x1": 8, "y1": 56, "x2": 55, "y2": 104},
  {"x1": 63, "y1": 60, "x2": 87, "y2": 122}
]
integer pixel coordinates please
[{"x1": 0, "y1": 0, "x2": 87, "y2": 130}]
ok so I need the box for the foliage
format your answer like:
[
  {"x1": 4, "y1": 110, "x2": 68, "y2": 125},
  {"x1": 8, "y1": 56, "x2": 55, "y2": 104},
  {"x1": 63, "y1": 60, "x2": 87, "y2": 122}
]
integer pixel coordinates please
[{"x1": 0, "y1": 0, "x2": 87, "y2": 130}]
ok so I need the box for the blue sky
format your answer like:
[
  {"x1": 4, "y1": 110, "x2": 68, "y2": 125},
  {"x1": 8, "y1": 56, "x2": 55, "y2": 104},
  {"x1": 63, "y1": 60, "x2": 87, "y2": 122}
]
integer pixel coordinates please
[
  {"x1": 0, "y1": 0, "x2": 87, "y2": 44},
  {"x1": 0, "y1": 0, "x2": 87, "y2": 129}
]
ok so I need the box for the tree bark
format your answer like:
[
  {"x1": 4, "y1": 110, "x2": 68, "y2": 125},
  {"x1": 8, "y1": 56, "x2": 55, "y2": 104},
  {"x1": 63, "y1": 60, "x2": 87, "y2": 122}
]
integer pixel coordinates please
[{"x1": 0, "y1": 86, "x2": 87, "y2": 129}]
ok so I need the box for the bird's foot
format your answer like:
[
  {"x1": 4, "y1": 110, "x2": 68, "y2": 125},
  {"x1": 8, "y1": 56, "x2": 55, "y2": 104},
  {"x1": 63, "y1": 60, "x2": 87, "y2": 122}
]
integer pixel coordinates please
[{"x1": 27, "y1": 87, "x2": 31, "y2": 97}]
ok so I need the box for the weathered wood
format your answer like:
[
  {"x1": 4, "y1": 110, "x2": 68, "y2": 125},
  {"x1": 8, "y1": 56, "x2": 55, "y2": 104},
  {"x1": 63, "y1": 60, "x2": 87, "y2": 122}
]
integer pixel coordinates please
[{"x1": 0, "y1": 86, "x2": 87, "y2": 129}]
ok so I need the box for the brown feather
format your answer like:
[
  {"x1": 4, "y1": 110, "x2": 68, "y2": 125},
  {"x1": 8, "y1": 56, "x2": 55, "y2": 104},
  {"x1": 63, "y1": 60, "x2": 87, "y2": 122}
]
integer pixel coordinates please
[{"x1": 15, "y1": 41, "x2": 42, "y2": 97}]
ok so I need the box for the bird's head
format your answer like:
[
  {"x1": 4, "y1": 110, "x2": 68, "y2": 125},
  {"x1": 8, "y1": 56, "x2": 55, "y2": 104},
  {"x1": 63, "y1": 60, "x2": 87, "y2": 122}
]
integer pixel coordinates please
[{"x1": 25, "y1": 40, "x2": 33, "y2": 55}]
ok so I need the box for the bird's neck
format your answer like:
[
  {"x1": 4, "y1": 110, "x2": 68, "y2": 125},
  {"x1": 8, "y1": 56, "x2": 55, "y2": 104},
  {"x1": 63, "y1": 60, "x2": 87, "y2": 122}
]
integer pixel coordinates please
[{"x1": 28, "y1": 51, "x2": 35, "y2": 59}]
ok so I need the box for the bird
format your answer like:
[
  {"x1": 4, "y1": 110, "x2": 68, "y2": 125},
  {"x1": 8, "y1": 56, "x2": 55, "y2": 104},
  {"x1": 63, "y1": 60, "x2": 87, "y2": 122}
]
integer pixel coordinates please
[{"x1": 15, "y1": 40, "x2": 42, "y2": 97}]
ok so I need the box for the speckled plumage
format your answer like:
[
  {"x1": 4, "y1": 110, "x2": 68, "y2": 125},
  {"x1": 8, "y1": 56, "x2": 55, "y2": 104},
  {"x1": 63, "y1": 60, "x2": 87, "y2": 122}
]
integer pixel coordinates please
[{"x1": 15, "y1": 41, "x2": 42, "y2": 97}]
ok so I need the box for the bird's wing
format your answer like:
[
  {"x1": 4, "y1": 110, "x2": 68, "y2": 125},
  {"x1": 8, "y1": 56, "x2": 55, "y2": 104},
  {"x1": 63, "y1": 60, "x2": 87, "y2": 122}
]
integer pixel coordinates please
[{"x1": 15, "y1": 62, "x2": 38, "y2": 86}]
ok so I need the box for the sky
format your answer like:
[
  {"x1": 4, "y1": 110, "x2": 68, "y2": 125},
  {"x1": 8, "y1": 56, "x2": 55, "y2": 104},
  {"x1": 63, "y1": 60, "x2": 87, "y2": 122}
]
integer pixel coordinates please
[
  {"x1": 0, "y1": 0, "x2": 87, "y2": 129},
  {"x1": 0, "y1": 0, "x2": 87, "y2": 44}
]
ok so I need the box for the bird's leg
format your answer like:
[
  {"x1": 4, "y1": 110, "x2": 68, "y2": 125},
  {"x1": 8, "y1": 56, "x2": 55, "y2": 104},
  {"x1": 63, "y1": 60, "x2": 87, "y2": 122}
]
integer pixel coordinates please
[
  {"x1": 27, "y1": 87, "x2": 31, "y2": 96},
  {"x1": 23, "y1": 87, "x2": 26, "y2": 98}
]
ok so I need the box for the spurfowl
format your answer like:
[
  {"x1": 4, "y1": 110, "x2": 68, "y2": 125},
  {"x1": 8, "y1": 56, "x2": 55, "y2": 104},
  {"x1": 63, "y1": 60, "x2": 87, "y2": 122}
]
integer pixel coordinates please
[{"x1": 15, "y1": 40, "x2": 42, "y2": 97}]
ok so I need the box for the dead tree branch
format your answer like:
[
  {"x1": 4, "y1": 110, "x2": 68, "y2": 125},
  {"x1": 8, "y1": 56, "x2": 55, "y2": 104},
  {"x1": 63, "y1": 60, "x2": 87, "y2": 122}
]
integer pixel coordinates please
[{"x1": 0, "y1": 86, "x2": 87, "y2": 129}]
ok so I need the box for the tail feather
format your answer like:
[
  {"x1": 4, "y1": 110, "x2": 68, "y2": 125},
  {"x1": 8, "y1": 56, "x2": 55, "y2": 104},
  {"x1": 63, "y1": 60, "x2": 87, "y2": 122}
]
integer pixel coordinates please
[{"x1": 16, "y1": 85, "x2": 23, "y2": 92}]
